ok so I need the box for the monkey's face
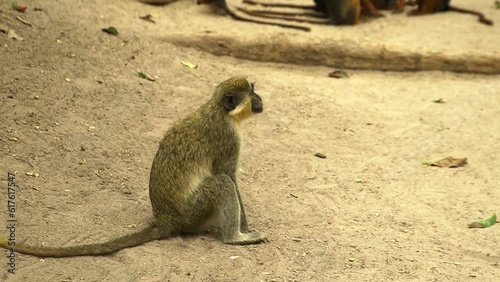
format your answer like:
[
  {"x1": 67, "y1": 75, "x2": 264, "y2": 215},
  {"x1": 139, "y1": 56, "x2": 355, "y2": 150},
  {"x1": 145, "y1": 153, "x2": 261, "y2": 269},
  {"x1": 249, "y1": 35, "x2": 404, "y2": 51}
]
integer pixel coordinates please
[{"x1": 223, "y1": 79, "x2": 263, "y2": 122}]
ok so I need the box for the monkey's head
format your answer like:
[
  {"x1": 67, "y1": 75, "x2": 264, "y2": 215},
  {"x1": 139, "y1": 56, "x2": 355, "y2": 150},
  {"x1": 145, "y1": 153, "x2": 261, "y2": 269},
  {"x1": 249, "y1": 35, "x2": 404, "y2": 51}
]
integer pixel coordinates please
[{"x1": 216, "y1": 76, "x2": 263, "y2": 122}]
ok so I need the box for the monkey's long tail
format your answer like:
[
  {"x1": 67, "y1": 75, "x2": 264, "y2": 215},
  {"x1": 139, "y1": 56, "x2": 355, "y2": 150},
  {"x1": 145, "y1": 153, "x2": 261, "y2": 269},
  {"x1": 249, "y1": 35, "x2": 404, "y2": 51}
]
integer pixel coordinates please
[
  {"x1": 448, "y1": 6, "x2": 494, "y2": 26},
  {"x1": 0, "y1": 224, "x2": 163, "y2": 257}
]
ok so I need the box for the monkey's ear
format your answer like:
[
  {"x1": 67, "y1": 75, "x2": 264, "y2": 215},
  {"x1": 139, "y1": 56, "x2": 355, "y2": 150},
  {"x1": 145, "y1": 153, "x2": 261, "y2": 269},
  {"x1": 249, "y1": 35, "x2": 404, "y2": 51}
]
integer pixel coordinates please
[{"x1": 223, "y1": 93, "x2": 237, "y2": 111}]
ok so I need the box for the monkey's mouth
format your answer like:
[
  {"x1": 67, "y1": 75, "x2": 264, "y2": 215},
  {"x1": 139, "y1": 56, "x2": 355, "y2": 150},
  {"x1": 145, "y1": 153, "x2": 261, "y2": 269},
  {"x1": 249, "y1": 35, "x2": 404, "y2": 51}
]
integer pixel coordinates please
[{"x1": 252, "y1": 105, "x2": 263, "y2": 113}]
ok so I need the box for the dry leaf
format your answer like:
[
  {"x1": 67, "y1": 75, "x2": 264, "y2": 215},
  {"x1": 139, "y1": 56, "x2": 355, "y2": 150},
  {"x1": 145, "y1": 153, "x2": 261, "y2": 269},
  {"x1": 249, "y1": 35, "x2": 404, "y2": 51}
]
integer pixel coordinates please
[
  {"x1": 139, "y1": 14, "x2": 156, "y2": 23},
  {"x1": 432, "y1": 98, "x2": 446, "y2": 103},
  {"x1": 8, "y1": 28, "x2": 24, "y2": 40},
  {"x1": 1, "y1": 24, "x2": 24, "y2": 40},
  {"x1": 181, "y1": 61, "x2": 198, "y2": 69},
  {"x1": 137, "y1": 70, "x2": 155, "y2": 81},
  {"x1": 423, "y1": 156, "x2": 467, "y2": 168},
  {"x1": 328, "y1": 70, "x2": 349, "y2": 79},
  {"x1": 314, "y1": 153, "x2": 326, "y2": 159},
  {"x1": 468, "y1": 222, "x2": 484, "y2": 228},
  {"x1": 102, "y1": 26, "x2": 119, "y2": 36}
]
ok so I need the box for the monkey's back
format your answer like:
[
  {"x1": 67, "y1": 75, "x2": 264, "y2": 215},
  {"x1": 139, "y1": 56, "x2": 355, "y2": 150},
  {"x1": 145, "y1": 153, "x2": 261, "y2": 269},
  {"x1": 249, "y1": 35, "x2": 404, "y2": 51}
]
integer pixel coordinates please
[{"x1": 148, "y1": 103, "x2": 240, "y2": 218}]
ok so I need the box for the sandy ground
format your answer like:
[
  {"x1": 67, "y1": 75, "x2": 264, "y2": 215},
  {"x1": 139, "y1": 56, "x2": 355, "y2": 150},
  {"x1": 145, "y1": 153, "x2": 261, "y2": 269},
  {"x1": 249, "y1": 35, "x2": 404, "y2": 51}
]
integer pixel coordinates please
[{"x1": 1, "y1": 0, "x2": 499, "y2": 281}]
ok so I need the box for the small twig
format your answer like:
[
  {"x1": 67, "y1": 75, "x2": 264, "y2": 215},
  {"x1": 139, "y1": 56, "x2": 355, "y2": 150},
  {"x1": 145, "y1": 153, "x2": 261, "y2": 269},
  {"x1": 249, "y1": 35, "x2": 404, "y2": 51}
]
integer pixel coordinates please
[
  {"x1": 28, "y1": 158, "x2": 36, "y2": 169},
  {"x1": 16, "y1": 16, "x2": 32, "y2": 26}
]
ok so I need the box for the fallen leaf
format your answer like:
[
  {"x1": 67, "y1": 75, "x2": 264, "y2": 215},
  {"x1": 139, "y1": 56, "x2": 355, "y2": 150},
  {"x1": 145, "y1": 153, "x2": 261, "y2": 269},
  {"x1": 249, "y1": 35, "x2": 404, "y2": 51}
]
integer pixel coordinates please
[
  {"x1": 328, "y1": 70, "x2": 349, "y2": 78},
  {"x1": 422, "y1": 156, "x2": 467, "y2": 168},
  {"x1": 181, "y1": 61, "x2": 198, "y2": 69},
  {"x1": 137, "y1": 70, "x2": 155, "y2": 81},
  {"x1": 102, "y1": 26, "x2": 119, "y2": 36},
  {"x1": 432, "y1": 98, "x2": 446, "y2": 103},
  {"x1": 139, "y1": 14, "x2": 156, "y2": 23},
  {"x1": 12, "y1": 2, "x2": 27, "y2": 13},
  {"x1": 314, "y1": 153, "x2": 326, "y2": 159},
  {"x1": 495, "y1": 1, "x2": 500, "y2": 9},
  {"x1": 468, "y1": 214, "x2": 496, "y2": 228},
  {"x1": 0, "y1": 23, "x2": 23, "y2": 40},
  {"x1": 7, "y1": 28, "x2": 24, "y2": 40}
]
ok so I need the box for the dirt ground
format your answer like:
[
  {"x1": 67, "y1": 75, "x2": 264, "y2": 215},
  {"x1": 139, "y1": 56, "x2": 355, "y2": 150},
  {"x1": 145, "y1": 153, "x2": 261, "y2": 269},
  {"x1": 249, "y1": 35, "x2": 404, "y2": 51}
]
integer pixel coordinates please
[{"x1": 1, "y1": 0, "x2": 499, "y2": 281}]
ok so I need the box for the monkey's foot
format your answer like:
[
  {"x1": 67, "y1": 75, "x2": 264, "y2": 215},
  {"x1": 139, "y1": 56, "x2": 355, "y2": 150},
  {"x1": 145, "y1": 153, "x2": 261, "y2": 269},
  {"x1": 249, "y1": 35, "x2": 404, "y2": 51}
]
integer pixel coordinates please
[{"x1": 225, "y1": 231, "x2": 268, "y2": 245}]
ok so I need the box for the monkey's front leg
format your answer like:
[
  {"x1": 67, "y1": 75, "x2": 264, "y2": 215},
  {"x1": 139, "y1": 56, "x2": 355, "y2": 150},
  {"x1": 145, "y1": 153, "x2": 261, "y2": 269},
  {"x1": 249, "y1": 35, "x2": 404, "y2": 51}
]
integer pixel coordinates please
[
  {"x1": 236, "y1": 187, "x2": 249, "y2": 232},
  {"x1": 229, "y1": 171, "x2": 249, "y2": 232}
]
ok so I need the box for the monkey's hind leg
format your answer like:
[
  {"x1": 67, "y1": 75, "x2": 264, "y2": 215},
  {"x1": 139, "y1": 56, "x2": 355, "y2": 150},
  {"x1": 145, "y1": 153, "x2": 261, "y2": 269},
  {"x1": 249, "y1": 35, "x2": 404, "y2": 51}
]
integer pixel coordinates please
[
  {"x1": 186, "y1": 174, "x2": 267, "y2": 245},
  {"x1": 394, "y1": 0, "x2": 407, "y2": 13},
  {"x1": 361, "y1": 0, "x2": 385, "y2": 17}
]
